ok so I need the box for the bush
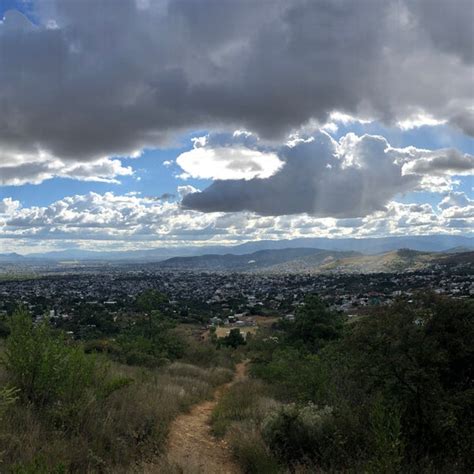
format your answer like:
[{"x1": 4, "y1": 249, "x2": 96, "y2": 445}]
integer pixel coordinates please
[
  {"x1": 227, "y1": 422, "x2": 281, "y2": 474},
  {"x1": 365, "y1": 395, "x2": 404, "y2": 473},
  {"x1": 2, "y1": 308, "x2": 98, "y2": 409},
  {"x1": 211, "y1": 376, "x2": 281, "y2": 473},
  {"x1": 221, "y1": 328, "x2": 246, "y2": 348},
  {"x1": 341, "y1": 296, "x2": 474, "y2": 469},
  {"x1": 181, "y1": 338, "x2": 235, "y2": 369},
  {"x1": 262, "y1": 403, "x2": 334, "y2": 465},
  {"x1": 251, "y1": 347, "x2": 329, "y2": 403}
]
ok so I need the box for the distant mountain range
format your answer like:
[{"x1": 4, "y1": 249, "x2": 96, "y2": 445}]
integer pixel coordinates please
[
  {"x1": 0, "y1": 234, "x2": 472, "y2": 263},
  {"x1": 154, "y1": 248, "x2": 474, "y2": 273},
  {"x1": 0, "y1": 253, "x2": 24, "y2": 263}
]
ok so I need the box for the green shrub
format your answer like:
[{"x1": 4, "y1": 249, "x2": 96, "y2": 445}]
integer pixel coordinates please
[
  {"x1": 262, "y1": 403, "x2": 334, "y2": 465},
  {"x1": 2, "y1": 308, "x2": 97, "y2": 408},
  {"x1": 365, "y1": 395, "x2": 404, "y2": 473},
  {"x1": 221, "y1": 328, "x2": 246, "y2": 348},
  {"x1": 0, "y1": 385, "x2": 19, "y2": 464},
  {"x1": 97, "y1": 375, "x2": 134, "y2": 400},
  {"x1": 251, "y1": 348, "x2": 329, "y2": 403}
]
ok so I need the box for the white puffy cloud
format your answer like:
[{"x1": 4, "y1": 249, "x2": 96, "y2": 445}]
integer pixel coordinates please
[
  {"x1": 0, "y1": 197, "x2": 21, "y2": 214},
  {"x1": 438, "y1": 192, "x2": 474, "y2": 221},
  {"x1": 0, "y1": 148, "x2": 133, "y2": 186},
  {"x1": 176, "y1": 132, "x2": 283, "y2": 180},
  {"x1": 176, "y1": 145, "x2": 283, "y2": 180},
  {"x1": 415, "y1": 176, "x2": 459, "y2": 193},
  {"x1": 397, "y1": 114, "x2": 448, "y2": 130},
  {"x1": 438, "y1": 192, "x2": 472, "y2": 210},
  {"x1": 177, "y1": 185, "x2": 200, "y2": 199},
  {"x1": 0, "y1": 190, "x2": 468, "y2": 253}
]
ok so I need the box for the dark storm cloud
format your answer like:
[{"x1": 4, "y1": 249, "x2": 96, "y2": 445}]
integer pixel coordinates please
[
  {"x1": 182, "y1": 132, "x2": 421, "y2": 217},
  {"x1": 181, "y1": 132, "x2": 474, "y2": 217},
  {"x1": 402, "y1": 149, "x2": 474, "y2": 176},
  {"x1": 0, "y1": 0, "x2": 473, "y2": 171},
  {"x1": 407, "y1": 0, "x2": 474, "y2": 64}
]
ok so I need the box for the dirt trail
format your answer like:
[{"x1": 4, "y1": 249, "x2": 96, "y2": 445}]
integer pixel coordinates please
[{"x1": 146, "y1": 363, "x2": 246, "y2": 474}]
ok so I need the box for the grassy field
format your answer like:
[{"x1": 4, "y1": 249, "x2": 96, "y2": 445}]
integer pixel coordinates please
[{"x1": 214, "y1": 316, "x2": 279, "y2": 339}]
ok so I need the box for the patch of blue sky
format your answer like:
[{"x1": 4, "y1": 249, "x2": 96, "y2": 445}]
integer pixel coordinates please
[
  {"x1": 0, "y1": 0, "x2": 36, "y2": 22},
  {"x1": 0, "y1": 132, "x2": 211, "y2": 208},
  {"x1": 395, "y1": 191, "x2": 444, "y2": 208}
]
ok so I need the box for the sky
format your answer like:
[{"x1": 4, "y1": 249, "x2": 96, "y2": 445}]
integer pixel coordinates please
[{"x1": 0, "y1": 0, "x2": 473, "y2": 254}]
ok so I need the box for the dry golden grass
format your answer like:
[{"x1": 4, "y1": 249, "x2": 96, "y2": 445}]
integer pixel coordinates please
[
  {"x1": 215, "y1": 326, "x2": 258, "y2": 339},
  {"x1": 210, "y1": 377, "x2": 282, "y2": 473},
  {"x1": 211, "y1": 378, "x2": 280, "y2": 437},
  {"x1": 227, "y1": 422, "x2": 281, "y2": 473},
  {"x1": 0, "y1": 360, "x2": 233, "y2": 472}
]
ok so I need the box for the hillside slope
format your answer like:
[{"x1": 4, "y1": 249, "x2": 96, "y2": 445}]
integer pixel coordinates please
[
  {"x1": 156, "y1": 248, "x2": 474, "y2": 273},
  {"x1": 262, "y1": 249, "x2": 474, "y2": 274},
  {"x1": 157, "y1": 248, "x2": 360, "y2": 271}
]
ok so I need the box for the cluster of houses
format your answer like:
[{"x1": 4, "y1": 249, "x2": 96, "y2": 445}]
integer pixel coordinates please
[{"x1": 1, "y1": 265, "x2": 472, "y2": 331}]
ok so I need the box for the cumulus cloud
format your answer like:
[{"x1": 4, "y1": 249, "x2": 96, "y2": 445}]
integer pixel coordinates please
[
  {"x1": 176, "y1": 133, "x2": 283, "y2": 180},
  {"x1": 182, "y1": 131, "x2": 474, "y2": 217},
  {"x1": 177, "y1": 185, "x2": 200, "y2": 199},
  {"x1": 0, "y1": 191, "x2": 468, "y2": 252},
  {"x1": 0, "y1": 0, "x2": 473, "y2": 184},
  {"x1": 401, "y1": 148, "x2": 474, "y2": 176},
  {"x1": 438, "y1": 192, "x2": 474, "y2": 221},
  {"x1": 0, "y1": 197, "x2": 20, "y2": 214},
  {"x1": 438, "y1": 192, "x2": 472, "y2": 210},
  {"x1": 0, "y1": 147, "x2": 133, "y2": 186}
]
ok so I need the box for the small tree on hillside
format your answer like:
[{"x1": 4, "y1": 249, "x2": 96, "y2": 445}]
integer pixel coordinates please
[
  {"x1": 222, "y1": 328, "x2": 246, "y2": 348},
  {"x1": 284, "y1": 295, "x2": 343, "y2": 353},
  {"x1": 2, "y1": 307, "x2": 97, "y2": 407}
]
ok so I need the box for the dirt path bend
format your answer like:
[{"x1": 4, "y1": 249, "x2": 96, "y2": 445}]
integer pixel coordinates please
[{"x1": 147, "y1": 363, "x2": 246, "y2": 474}]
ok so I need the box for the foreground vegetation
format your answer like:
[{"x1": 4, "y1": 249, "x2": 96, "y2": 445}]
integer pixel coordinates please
[
  {"x1": 212, "y1": 294, "x2": 474, "y2": 473},
  {"x1": 0, "y1": 303, "x2": 234, "y2": 472},
  {"x1": 0, "y1": 290, "x2": 472, "y2": 473}
]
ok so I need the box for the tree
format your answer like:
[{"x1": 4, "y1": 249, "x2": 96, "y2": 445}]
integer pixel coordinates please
[
  {"x1": 284, "y1": 295, "x2": 343, "y2": 353},
  {"x1": 136, "y1": 289, "x2": 166, "y2": 314},
  {"x1": 222, "y1": 328, "x2": 246, "y2": 348},
  {"x1": 341, "y1": 295, "x2": 474, "y2": 468},
  {"x1": 115, "y1": 290, "x2": 184, "y2": 367}
]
